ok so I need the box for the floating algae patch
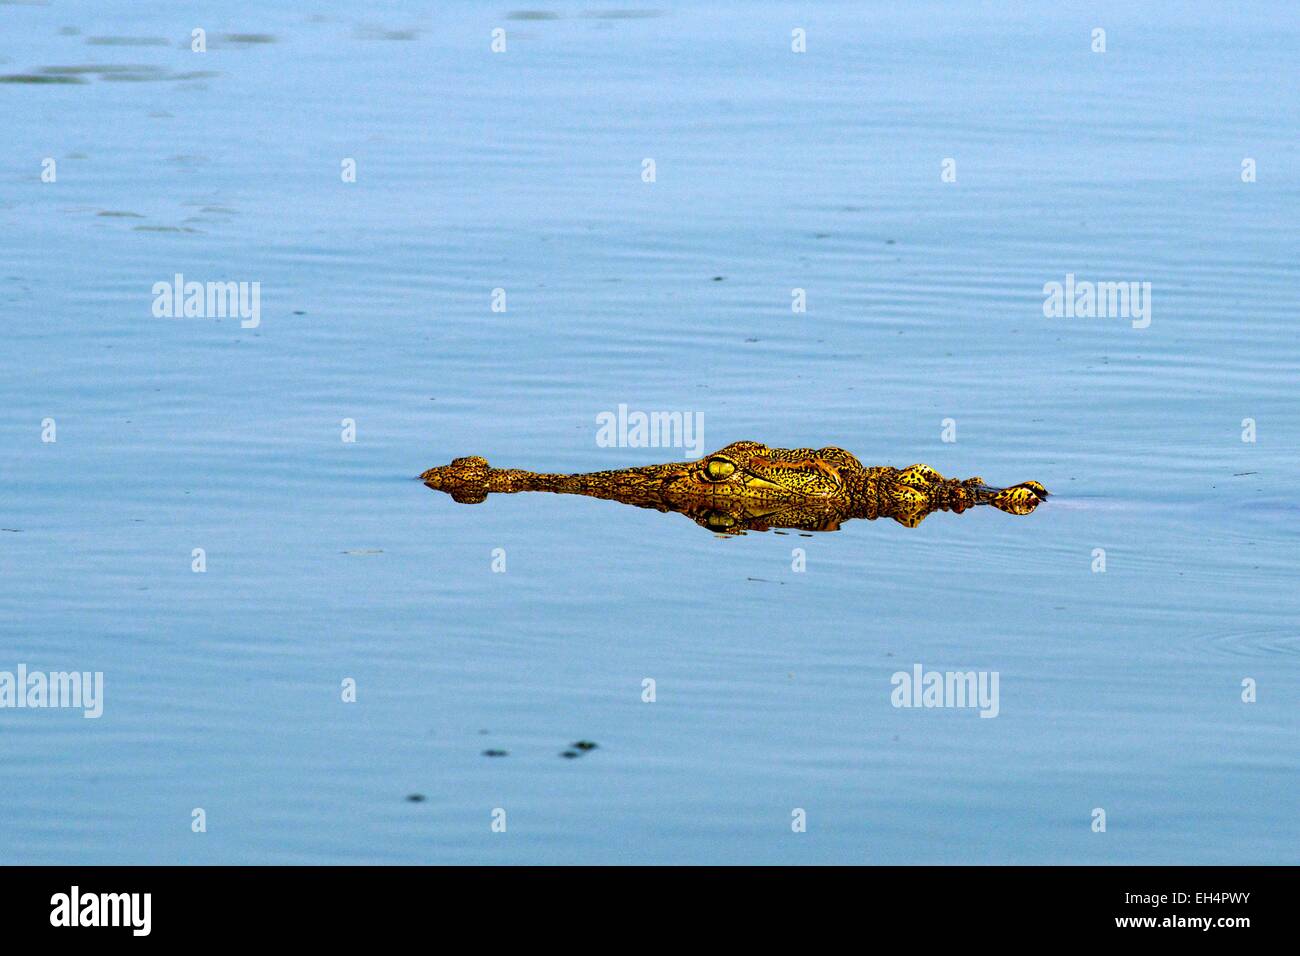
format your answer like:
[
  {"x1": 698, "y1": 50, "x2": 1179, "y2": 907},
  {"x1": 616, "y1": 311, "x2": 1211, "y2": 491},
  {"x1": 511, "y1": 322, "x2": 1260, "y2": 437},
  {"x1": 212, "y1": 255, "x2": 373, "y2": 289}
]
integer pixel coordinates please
[
  {"x1": 96, "y1": 211, "x2": 145, "y2": 218},
  {"x1": 221, "y1": 33, "x2": 277, "y2": 44},
  {"x1": 100, "y1": 70, "x2": 174, "y2": 83},
  {"x1": 85, "y1": 36, "x2": 170, "y2": 47},
  {"x1": 578, "y1": 9, "x2": 664, "y2": 18},
  {"x1": 353, "y1": 26, "x2": 421, "y2": 41},
  {"x1": 41, "y1": 64, "x2": 161, "y2": 75},
  {"x1": 38, "y1": 65, "x2": 213, "y2": 84},
  {"x1": 0, "y1": 73, "x2": 87, "y2": 84}
]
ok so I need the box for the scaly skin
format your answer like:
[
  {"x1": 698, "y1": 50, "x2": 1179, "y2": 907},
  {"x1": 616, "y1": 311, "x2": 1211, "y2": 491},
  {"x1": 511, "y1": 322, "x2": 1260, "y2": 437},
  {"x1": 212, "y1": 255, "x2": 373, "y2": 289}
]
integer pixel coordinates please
[{"x1": 420, "y1": 441, "x2": 1047, "y2": 534}]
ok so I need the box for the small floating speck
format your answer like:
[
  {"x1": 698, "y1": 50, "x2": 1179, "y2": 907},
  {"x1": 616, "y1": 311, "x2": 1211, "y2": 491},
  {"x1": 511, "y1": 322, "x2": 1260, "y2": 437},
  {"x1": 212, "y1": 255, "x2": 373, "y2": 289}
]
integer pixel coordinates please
[
  {"x1": 405, "y1": 793, "x2": 426, "y2": 803},
  {"x1": 341, "y1": 548, "x2": 383, "y2": 555},
  {"x1": 482, "y1": 749, "x2": 508, "y2": 757}
]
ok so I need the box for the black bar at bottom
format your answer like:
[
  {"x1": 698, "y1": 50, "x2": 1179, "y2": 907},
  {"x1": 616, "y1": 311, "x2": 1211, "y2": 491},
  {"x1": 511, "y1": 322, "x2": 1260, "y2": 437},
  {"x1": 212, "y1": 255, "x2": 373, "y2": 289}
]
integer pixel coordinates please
[{"x1": 0, "y1": 865, "x2": 1285, "y2": 941}]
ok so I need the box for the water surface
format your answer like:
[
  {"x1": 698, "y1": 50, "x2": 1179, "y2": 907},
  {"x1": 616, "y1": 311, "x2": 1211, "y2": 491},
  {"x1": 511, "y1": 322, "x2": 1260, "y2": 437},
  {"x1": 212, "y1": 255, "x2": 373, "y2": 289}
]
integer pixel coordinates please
[{"x1": 1, "y1": 1, "x2": 1297, "y2": 864}]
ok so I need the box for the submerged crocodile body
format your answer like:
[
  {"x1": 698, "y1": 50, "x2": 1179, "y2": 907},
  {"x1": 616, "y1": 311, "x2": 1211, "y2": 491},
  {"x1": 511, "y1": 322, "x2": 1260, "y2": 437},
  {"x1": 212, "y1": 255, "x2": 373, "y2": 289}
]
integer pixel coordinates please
[{"x1": 420, "y1": 441, "x2": 1047, "y2": 533}]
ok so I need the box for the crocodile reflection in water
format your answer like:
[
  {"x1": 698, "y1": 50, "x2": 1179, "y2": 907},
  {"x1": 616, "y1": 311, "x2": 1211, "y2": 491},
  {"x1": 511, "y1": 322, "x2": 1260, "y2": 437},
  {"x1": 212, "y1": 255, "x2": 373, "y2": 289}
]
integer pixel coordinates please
[{"x1": 420, "y1": 441, "x2": 1047, "y2": 534}]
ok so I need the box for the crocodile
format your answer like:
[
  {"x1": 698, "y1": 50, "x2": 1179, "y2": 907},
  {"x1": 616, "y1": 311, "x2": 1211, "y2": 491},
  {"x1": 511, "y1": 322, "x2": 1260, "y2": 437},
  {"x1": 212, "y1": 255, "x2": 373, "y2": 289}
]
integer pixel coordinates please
[{"x1": 420, "y1": 440, "x2": 1047, "y2": 534}]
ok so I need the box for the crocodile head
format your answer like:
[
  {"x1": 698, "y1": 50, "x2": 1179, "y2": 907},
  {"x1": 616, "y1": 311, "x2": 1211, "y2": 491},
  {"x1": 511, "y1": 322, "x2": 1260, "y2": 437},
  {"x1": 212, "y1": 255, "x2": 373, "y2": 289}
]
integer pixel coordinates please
[
  {"x1": 655, "y1": 441, "x2": 861, "y2": 504},
  {"x1": 419, "y1": 441, "x2": 859, "y2": 505}
]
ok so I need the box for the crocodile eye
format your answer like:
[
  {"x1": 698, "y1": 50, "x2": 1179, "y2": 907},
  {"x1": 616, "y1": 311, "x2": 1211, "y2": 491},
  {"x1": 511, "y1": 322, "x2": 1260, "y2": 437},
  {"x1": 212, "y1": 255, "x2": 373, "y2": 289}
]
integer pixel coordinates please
[{"x1": 704, "y1": 457, "x2": 736, "y2": 481}]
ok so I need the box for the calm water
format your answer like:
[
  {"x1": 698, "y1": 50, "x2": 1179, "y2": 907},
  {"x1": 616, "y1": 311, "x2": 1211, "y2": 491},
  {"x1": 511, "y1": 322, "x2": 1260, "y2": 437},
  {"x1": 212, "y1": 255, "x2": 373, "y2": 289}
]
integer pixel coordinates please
[{"x1": 1, "y1": 1, "x2": 1297, "y2": 864}]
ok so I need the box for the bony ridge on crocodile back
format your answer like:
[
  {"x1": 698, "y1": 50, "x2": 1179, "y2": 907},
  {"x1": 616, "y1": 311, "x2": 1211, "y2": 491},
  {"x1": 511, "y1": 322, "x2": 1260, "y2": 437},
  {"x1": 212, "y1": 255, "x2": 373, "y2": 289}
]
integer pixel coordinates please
[{"x1": 419, "y1": 440, "x2": 1048, "y2": 534}]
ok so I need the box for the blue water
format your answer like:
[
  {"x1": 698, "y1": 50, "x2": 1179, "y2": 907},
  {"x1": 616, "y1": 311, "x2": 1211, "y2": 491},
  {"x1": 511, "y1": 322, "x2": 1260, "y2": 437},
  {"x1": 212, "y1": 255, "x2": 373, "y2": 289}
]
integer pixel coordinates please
[{"x1": 1, "y1": 1, "x2": 1296, "y2": 864}]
